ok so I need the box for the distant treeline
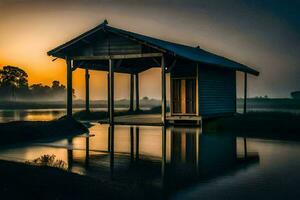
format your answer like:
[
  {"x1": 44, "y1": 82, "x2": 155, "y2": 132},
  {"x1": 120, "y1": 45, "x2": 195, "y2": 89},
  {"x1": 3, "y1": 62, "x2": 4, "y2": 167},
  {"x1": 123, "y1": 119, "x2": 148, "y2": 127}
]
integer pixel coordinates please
[
  {"x1": 0, "y1": 98, "x2": 161, "y2": 110},
  {"x1": 237, "y1": 98, "x2": 300, "y2": 109},
  {"x1": 0, "y1": 66, "x2": 72, "y2": 101}
]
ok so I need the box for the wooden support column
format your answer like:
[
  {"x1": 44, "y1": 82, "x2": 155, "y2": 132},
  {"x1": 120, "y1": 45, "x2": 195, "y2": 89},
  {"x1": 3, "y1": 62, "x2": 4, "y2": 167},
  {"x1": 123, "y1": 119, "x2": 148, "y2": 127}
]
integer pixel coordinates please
[
  {"x1": 109, "y1": 125, "x2": 115, "y2": 178},
  {"x1": 130, "y1": 127, "x2": 134, "y2": 162},
  {"x1": 244, "y1": 137, "x2": 248, "y2": 158},
  {"x1": 161, "y1": 126, "x2": 166, "y2": 181},
  {"x1": 129, "y1": 74, "x2": 134, "y2": 112},
  {"x1": 244, "y1": 72, "x2": 248, "y2": 114},
  {"x1": 135, "y1": 127, "x2": 139, "y2": 161},
  {"x1": 66, "y1": 58, "x2": 73, "y2": 117},
  {"x1": 135, "y1": 73, "x2": 140, "y2": 111},
  {"x1": 67, "y1": 138, "x2": 73, "y2": 171},
  {"x1": 107, "y1": 72, "x2": 110, "y2": 113},
  {"x1": 85, "y1": 69, "x2": 90, "y2": 112},
  {"x1": 109, "y1": 60, "x2": 114, "y2": 124},
  {"x1": 85, "y1": 137, "x2": 89, "y2": 166},
  {"x1": 161, "y1": 56, "x2": 167, "y2": 124}
]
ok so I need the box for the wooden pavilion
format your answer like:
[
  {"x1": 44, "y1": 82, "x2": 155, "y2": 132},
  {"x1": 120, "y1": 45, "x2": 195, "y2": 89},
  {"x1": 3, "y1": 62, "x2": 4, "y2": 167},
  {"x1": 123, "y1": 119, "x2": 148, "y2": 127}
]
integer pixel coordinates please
[{"x1": 47, "y1": 20, "x2": 259, "y2": 125}]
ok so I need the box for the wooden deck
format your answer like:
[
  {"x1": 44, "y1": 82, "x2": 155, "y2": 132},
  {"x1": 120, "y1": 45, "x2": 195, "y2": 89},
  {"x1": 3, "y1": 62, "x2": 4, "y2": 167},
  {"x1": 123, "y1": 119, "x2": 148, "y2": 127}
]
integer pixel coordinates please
[{"x1": 98, "y1": 114, "x2": 202, "y2": 126}]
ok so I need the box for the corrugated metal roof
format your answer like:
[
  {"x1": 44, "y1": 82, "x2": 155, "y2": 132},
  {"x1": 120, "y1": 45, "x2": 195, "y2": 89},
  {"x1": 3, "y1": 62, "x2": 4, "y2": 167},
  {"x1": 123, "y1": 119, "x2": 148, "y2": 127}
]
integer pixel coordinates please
[{"x1": 48, "y1": 21, "x2": 259, "y2": 76}]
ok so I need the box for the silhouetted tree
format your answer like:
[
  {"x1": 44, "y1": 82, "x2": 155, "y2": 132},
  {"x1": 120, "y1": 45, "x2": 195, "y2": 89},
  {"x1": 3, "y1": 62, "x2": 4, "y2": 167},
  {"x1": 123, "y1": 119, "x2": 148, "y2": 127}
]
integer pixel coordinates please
[
  {"x1": 0, "y1": 66, "x2": 73, "y2": 102},
  {"x1": 0, "y1": 66, "x2": 28, "y2": 87},
  {"x1": 142, "y1": 96, "x2": 149, "y2": 100},
  {"x1": 0, "y1": 66, "x2": 28, "y2": 100},
  {"x1": 51, "y1": 80, "x2": 67, "y2": 100},
  {"x1": 30, "y1": 84, "x2": 51, "y2": 98}
]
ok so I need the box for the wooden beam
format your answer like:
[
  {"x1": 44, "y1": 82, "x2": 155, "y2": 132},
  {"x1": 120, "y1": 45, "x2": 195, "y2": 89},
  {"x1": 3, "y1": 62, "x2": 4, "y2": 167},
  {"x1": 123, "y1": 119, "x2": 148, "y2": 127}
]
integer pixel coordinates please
[
  {"x1": 66, "y1": 58, "x2": 73, "y2": 117},
  {"x1": 115, "y1": 59, "x2": 123, "y2": 68},
  {"x1": 72, "y1": 53, "x2": 163, "y2": 61},
  {"x1": 244, "y1": 72, "x2": 247, "y2": 114},
  {"x1": 82, "y1": 65, "x2": 134, "y2": 74},
  {"x1": 129, "y1": 74, "x2": 134, "y2": 111},
  {"x1": 135, "y1": 73, "x2": 140, "y2": 111},
  {"x1": 167, "y1": 59, "x2": 177, "y2": 73},
  {"x1": 71, "y1": 65, "x2": 79, "y2": 71},
  {"x1": 85, "y1": 69, "x2": 90, "y2": 112},
  {"x1": 152, "y1": 57, "x2": 160, "y2": 66},
  {"x1": 161, "y1": 56, "x2": 167, "y2": 124},
  {"x1": 109, "y1": 59, "x2": 115, "y2": 124}
]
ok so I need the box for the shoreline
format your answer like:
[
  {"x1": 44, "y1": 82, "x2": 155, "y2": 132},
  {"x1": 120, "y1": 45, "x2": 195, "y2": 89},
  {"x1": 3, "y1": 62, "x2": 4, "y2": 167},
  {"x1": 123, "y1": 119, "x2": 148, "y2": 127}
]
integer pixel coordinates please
[{"x1": 0, "y1": 117, "x2": 88, "y2": 145}]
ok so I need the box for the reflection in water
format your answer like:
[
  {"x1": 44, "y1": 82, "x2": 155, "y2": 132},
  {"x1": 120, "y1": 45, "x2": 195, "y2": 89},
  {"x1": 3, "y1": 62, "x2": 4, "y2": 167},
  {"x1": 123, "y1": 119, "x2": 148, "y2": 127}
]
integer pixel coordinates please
[
  {"x1": 40, "y1": 124, "x2": 258, "y2": 197},
  {"x1": 0, "y1": 109, "x2": 67, "y2": 122},
  {"x1": 0, "y1": 108, "x2": 135, "y2": 122},
  {"x1": 2, "y1": 124, "x2": 300, "y2": 199},
  {"x1": 67, "y1": 138, "x2": 73, "y2": 171}
]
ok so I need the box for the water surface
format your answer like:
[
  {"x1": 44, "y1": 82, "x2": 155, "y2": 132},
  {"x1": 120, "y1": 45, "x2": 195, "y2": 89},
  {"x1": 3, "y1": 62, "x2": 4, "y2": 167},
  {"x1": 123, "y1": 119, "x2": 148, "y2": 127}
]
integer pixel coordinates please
[{"x1": 0, "y1": 123, "x2": 300, "y2": 199}]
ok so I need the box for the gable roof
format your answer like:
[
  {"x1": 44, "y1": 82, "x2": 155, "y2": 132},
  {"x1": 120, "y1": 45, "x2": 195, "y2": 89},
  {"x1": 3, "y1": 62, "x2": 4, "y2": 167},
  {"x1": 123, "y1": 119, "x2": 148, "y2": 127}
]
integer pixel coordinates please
[{"x1": 48, "y1": 21, "x2": 259, "y2": 76}]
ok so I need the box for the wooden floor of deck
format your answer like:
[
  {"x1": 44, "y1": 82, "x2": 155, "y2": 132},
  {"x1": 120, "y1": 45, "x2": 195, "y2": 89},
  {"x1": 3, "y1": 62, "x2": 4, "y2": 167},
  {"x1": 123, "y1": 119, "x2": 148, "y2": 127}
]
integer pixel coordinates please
[{"x1": 98, "y1": 114, "x2": 202, "y2": 126}]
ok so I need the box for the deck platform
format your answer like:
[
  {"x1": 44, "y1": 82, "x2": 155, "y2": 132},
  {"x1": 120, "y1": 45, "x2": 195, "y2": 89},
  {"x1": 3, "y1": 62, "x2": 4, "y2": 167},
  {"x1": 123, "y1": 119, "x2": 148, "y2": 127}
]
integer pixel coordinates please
[{"x1": 98, "y1": 114, "x2": 202, "y2": 126}]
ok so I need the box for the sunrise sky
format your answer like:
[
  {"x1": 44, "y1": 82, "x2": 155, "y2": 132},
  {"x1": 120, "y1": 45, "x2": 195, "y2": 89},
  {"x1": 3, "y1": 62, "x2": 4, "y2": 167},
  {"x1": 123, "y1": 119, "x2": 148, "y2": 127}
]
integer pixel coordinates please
[{"x1": 0, "y1": 0, "x2": 299, "y2": 100}]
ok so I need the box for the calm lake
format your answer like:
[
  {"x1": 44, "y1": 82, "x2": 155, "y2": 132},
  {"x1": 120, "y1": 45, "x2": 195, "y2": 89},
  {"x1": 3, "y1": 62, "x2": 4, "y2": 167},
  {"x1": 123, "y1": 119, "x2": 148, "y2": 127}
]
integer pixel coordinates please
[
  {"x1": 0, "y1": 108, "x2": 126, "y2": 122},
  {"x1": 0, "y1": 109, "x2": 300, "y2": 199}
]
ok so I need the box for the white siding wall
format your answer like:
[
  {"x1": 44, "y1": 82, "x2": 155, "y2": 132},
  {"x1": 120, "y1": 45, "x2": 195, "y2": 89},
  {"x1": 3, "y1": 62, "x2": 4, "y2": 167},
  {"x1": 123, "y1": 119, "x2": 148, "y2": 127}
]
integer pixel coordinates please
[{"x1": 198, "y1": 66, "x2": 236, "y2": 117}]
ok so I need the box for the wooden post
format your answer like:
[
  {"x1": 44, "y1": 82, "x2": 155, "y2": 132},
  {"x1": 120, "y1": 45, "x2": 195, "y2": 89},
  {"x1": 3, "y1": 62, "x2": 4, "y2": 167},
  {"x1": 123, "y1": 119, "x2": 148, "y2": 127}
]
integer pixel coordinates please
[
  {"x1": 109, "y1": 125, "x2": 114, "y2": 178},
  {"x1": 107, "y1": 125, "x2": 111, "y2": 152},
  {"x1": 130, "y1": 127, "x2": 134, "y2": 162},
  {"x1": 161, "y1": 56, "x2": 166, "y2": 124},
  {"x1": 129, "y1": 74, "x2": 134, "y2": 112},
  {"x1": 196, "y1": 63, "x2": 200, "y2": 116},
  {"x1": 135, "y1": 73, "x2": 140, "y2": 111},
  {"x1": 244, "y1": 137, "x2": 248, "y2": 158},
  {"x1": 196, "y1": 128, "x2": 200, "y2": 175},
  {"x1": 85, "y1": 136, "x2": 89, "y2": 166},
  {"x1": 107, "y1": 72, "x2": 110, "y2": 114},
  {"x1": 67, "y1": 138, "x2": 73, "y2": 170},
  {"x1": 109, "y1": 59, "x2": 114, "y2": 124},
  {"x1": 66, "y1": 58, "x2": 73, "y2": 117},
  {"x1": 85, "y1": 69, "x2": 90, "y2": 112},
  {"x1": 135, "y1": 127, "x2": 139, "y2": 161},
  {"x1": 161, "y1": 126, "x2": 166, "y2": 180},
  {"x1": 244, "y1": 72, "x2": 248, "y2": 114}
]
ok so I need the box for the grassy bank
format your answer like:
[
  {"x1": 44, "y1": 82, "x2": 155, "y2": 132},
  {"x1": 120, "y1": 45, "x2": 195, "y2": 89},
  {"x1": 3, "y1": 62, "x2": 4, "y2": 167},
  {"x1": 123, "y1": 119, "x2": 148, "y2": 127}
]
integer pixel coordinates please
[
  {"x1": 203, "y1": 112, "x2": 300, "y2": 140},
  {"x1": 0, "y1": 160, "x2": 148, "y2": 200},
  {"x1": 0, "y1": 117, "x2": 88, "y2": 145}
]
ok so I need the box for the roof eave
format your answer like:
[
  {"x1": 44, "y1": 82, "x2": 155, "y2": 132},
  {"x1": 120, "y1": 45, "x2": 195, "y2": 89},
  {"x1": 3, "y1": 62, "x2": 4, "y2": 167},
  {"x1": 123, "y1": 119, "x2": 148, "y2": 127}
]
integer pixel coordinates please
[{"x1": 47, "y1": 22, "x2": 107, "y2": 57}]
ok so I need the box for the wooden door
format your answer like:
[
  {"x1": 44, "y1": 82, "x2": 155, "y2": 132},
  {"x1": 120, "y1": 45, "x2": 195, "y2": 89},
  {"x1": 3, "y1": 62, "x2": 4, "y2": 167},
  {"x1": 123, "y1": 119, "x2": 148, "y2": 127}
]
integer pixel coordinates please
[
  {"x1": 172, "y1": 78, "x2": 196, "y2": 115},
  {"x1": 172, "y1": 79, "x2": 182, "y2": 113},
  {"x1": 186, "y1": 79, "x2": 196, "y2": 114}
]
